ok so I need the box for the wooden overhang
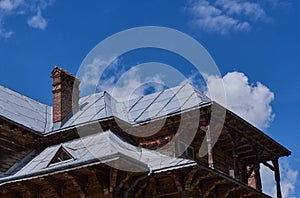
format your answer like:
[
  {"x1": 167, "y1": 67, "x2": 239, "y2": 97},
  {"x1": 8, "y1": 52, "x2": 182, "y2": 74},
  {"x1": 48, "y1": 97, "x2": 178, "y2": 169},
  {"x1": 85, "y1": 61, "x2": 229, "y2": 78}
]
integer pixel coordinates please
[
  {"x1": 0, "y1": 160, "x2": 270, "y2": 198},
  {"x1": 125, "y1": 102, "x2": 290, "y2": 163},
  {"x1": 223, "y1": 108, "x2": 291, "y2": 161},
  {"x1": 0, "y1": 116, "x2": 42, "y2": 172}
]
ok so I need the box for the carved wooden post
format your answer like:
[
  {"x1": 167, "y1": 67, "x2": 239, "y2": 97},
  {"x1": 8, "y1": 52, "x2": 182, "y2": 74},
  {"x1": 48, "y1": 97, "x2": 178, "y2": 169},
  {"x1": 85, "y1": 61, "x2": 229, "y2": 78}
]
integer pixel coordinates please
[
  {"x1": 254, "y1": 147, "x2": 262, "y2": 192},
  {"x1": 206, "y1": 125, "x2": 214, "y2": 169},
  {"x1": 272, "y1": 158, "x2": 282, "y2": 198},
  {"x1": 230, "y1": 133, "x2": 240, "y2": 179}
]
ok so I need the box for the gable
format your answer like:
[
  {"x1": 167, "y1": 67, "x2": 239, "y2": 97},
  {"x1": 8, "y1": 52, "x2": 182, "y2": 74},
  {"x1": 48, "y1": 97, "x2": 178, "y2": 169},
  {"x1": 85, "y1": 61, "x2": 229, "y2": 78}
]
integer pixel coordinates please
[{"x1": 48, "y1": 146, "x2": 74, "y2": 166}]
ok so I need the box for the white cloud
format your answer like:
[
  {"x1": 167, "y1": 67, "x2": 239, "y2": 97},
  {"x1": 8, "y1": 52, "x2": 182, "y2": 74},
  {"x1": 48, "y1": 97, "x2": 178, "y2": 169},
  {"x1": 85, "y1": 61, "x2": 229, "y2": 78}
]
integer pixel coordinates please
[
  {"x1": 216, "y1": 0, "x2": 268, "y2": 21},
  {"x1": 79, "y1": 58, "x2": 166, "y2": 102},
  {"x1": 261, "y1": 159, "x2": 298, "y2": 198},
  {"x1": 0, "y1": 0, "x2": 23, "y2": 11},
  {"x1": 100, "y1": 66, "x2": 165, "y2": 102},
  {"x1": 80, "y1": 56, "x2": 119, "y2": 88},
  {"x1": 0, "y1": 24, "x2": 13, "y2": 38},
  {"x1": 186, "y1": 0, "x2": 251, "y2": 34},
  {"x1": 185, "y1": 0, "x2": 279, "y2": 34},
  {"x1": 0, "y1": 0, "x2": 54, "y2": 38},
  {"x1": 27, "y1": 9, "x2": 46, "y2": 30},
  {"x1": 280, "y1": 159, "x2": 298, "y2": 198},
  {"x1": 261, "y1": 164, "x2": 276, "y2": 197},
  {"x1": 0, "y1": 0, "x2": 15, "y2": 11},
  {"x1": 204, "y1": 71, "x2": 274, "y2": 129}
]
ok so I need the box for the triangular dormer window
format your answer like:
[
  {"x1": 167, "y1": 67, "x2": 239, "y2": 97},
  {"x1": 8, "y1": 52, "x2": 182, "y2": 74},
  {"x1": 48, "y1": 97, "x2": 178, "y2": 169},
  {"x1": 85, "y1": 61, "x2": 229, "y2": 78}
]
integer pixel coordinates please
[{"x1": 48, "y1": 146, "x2": 74, "y2": 166}]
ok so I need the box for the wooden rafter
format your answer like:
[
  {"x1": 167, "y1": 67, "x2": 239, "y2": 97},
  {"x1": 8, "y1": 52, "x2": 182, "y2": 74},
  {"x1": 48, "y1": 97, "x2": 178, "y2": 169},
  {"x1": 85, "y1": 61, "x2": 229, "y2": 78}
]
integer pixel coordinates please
[
  {"x1": 88, "y1": 167, "x2": 110, "y2": 195},
  {"x1": 201, "y1": 178, "x2": 227, "y2": 197},
  {"x1": 44, "y1": 176, "x2": 64, "y2": 197},
  {"x1": 115, "y1": 172, "x2": 133, "y2": 191},
  {"x1": 22, "y1": 181, "x2": 40, "y2": 197},
  {"x1": 170, "y1": 173, "x2": 183, "y2": 192},
  {"x1": 0, "y1": 138, "x2": 27, "y2": 153},
  {"x1": 135, "y1": 175, "x2": 149, "y2": 197},
  {"x1": 216, "y1": 183, "x2": 241, "y2": 197},
  {"x1": 190, "y1": 171, "x2": 213, "y2": 191},
  {"x1": 66, "y1": 171, "x2": 89, "y2": 197},
  {"x1": 263, "y1": 161, "x2": 275, "y2": 171},
  {"x1": 184, "y1": 167, "x2": 198, "y2": 191},
  {"x1": 147, "y1": 176, "x2": 158, "y2": 196}
]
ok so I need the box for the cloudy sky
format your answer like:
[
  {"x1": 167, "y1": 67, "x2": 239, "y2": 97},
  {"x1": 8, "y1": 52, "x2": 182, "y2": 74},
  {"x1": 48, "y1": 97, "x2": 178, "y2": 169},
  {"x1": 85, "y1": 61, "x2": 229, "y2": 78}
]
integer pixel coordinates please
[{"x1": 0, "y1": 0, "x2": 299, "y2": 197}]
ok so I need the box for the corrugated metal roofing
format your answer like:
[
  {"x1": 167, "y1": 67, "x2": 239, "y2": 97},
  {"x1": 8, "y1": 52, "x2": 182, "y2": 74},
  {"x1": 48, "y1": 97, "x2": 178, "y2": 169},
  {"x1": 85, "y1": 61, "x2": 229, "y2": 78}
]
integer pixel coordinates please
[
  {"x1": 0, "y1": 83, "x2": 211, "y2": 134},
  {"x1": 1, "y1": 130, "x2": 195, "y2": 182}
]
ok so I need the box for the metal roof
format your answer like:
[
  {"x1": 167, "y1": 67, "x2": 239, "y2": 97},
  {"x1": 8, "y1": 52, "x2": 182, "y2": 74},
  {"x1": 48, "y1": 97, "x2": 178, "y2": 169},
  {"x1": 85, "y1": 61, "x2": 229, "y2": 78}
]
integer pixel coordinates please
[
  {"x1": 0, "y1": 83, "x2": 291, "y2": 159},
  {"x1": 0, "y1": 85, "x2": 51, "y2": 132},
  {"x1": 0, "y1": 130, "x2": 195, "y2": 184},
  {"x1": 120, "y1": 83, "x2": 211, "y2": 123},
  {"x1": 0, "y1": 83, "x2": 211, "y2": 134}
]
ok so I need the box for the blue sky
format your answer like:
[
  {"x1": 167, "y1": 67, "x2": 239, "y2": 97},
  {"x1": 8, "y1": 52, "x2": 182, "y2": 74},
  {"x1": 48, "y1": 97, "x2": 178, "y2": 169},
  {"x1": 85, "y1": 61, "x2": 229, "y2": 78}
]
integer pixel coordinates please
[{"x1": 0, "y1": 0, "x2": 299, "y2": 197}]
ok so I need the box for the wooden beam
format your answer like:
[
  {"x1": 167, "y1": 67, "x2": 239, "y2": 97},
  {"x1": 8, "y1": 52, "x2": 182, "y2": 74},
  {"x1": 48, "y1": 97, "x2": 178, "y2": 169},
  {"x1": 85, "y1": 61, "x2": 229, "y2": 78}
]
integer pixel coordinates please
[
  {"x1": 190, "y1": 172, "x2": 214, "y2": 191},
  {"x1": 254, "y1": 147, "x2": 263, "y2": 192},
  {"x1": 206, "y1": 125, "x2": 214, "y2": 168},
  {"x1": 170, "y1": 174, "x2": 183, "y2": 192},
  {"x1": 272, "y1": 158, "x2": 282, "y2": 198},
  {"x1": 136, "y1": 175, "x2": 149, "y2": 197},
  {"x1": 184, "y1": 168, "x2": 198, "y2": 191},
  {"x1": 14, "y1": 181, "x2": 40, "y2": 197},
  {"x1": 216, "y1": 183, "x2": 241, "y2": 197},
  {"x1": 0, "y1": 123, "x2": 33, "y2": 145},
  {"x1": 147, "y1": 177, "x2": 158, "y2": 196},
  {"x1": 201, "y1": 178, "x2": 227, "y2": 197},
  {"x1": 67, "y1": 172, "x2": 89, "y2": 197},
  {"x1": 90, "y1": 167, "x2": 110, "y2": 195},
  {"x1": 0, "y1": 138, "x2": 27, "y2": 153},
  {"x1": 225, "y1": 123, "x2": 275, "y2": 158},
  {"x1": 116, "y1": 172, "x2": 133, "y2": 191},
  {"x1": 109, "y1": 169, "x2": 118, "y2": 193},
  {"x1": 237, "y1": 149, "x2": 255, "y2": 157},
  {"x1": 230, "y1": 133, "x2": 241, "y2": 179},
  {"x1": 22, "y1": 181, "x2": 40, "y2": 197},
  {"x1": 263, "y1": 161, "x2": 275, "y2": 171},
  {"x1": 44, "y1": 176, "x2": 64, "y2": 198},
  {"x1": 240, "y1": 154, "x2": 256, "y2": 162}
]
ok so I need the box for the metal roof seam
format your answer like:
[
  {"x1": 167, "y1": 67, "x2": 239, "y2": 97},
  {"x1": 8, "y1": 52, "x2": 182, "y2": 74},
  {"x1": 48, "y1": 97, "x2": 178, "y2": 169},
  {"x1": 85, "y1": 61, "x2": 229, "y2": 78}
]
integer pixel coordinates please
[
  {"x1": 151, "y1": 84, "x2": 187, "y2": 119},
  {"x1": 133, "y1": 89, "x2": 166, "y2": 122}
]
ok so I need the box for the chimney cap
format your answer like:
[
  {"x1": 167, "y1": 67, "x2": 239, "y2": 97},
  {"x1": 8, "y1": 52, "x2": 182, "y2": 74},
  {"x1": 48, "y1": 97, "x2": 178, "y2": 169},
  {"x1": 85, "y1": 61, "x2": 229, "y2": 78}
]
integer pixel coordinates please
[{"x1": 51, "y1": 66, "x2": 78, "y2": 80}]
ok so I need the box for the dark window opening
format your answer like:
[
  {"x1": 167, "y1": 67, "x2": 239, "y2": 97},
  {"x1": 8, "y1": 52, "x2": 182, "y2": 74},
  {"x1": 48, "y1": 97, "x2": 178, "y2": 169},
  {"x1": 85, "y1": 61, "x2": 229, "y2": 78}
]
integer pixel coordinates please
[{"x1": 49, "y1": 146, "x2": 74, "y2": 166}]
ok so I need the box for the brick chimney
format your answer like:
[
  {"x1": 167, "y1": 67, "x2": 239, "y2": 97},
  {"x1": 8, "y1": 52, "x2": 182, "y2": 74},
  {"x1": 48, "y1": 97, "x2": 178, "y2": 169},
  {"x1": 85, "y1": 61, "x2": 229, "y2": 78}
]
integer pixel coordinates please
[{"x1": 51, "y1": 66, "x2": 80, "y2": 123}]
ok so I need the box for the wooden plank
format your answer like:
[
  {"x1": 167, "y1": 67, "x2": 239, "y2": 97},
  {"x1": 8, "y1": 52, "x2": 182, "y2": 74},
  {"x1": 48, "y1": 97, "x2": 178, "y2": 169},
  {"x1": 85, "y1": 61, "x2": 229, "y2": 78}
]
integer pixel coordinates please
[{"x1": 0, "y1": 138, "x2": 27, "y2": 153}]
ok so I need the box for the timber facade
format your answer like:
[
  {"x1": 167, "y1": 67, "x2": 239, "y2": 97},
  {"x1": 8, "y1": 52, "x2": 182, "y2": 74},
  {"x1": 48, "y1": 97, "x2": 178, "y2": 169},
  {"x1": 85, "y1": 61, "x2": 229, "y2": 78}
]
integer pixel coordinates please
[{"x1": 0, "y1": 67, "x2": 291, "y2": 198}]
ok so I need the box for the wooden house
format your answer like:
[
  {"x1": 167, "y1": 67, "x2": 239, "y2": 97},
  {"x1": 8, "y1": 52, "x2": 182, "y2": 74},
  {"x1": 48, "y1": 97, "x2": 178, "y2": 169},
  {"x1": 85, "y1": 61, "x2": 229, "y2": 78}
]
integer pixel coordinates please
[{"x1": 0, "y1": 67, "x2": 290, "y2": 198}]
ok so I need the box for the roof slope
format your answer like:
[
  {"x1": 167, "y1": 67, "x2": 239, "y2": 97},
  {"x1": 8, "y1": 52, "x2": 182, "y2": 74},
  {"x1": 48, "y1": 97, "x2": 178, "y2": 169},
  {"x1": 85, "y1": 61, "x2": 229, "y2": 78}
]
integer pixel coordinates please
[
  {"x1": 0, "y1": 130, "x2": 195, "y2": 184},
  {"x1": 0, "y1": 85, "x2": 51, "y2": 132},
  {"x1": 52, "y1": 91, "x2": 115, "y2": 131},
  {"x1": 116, "y1": 83, "x2": 211, "y2": 123},
  {"x1": 0, "y1": 83, "x2": 211, "y2": 134}
]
